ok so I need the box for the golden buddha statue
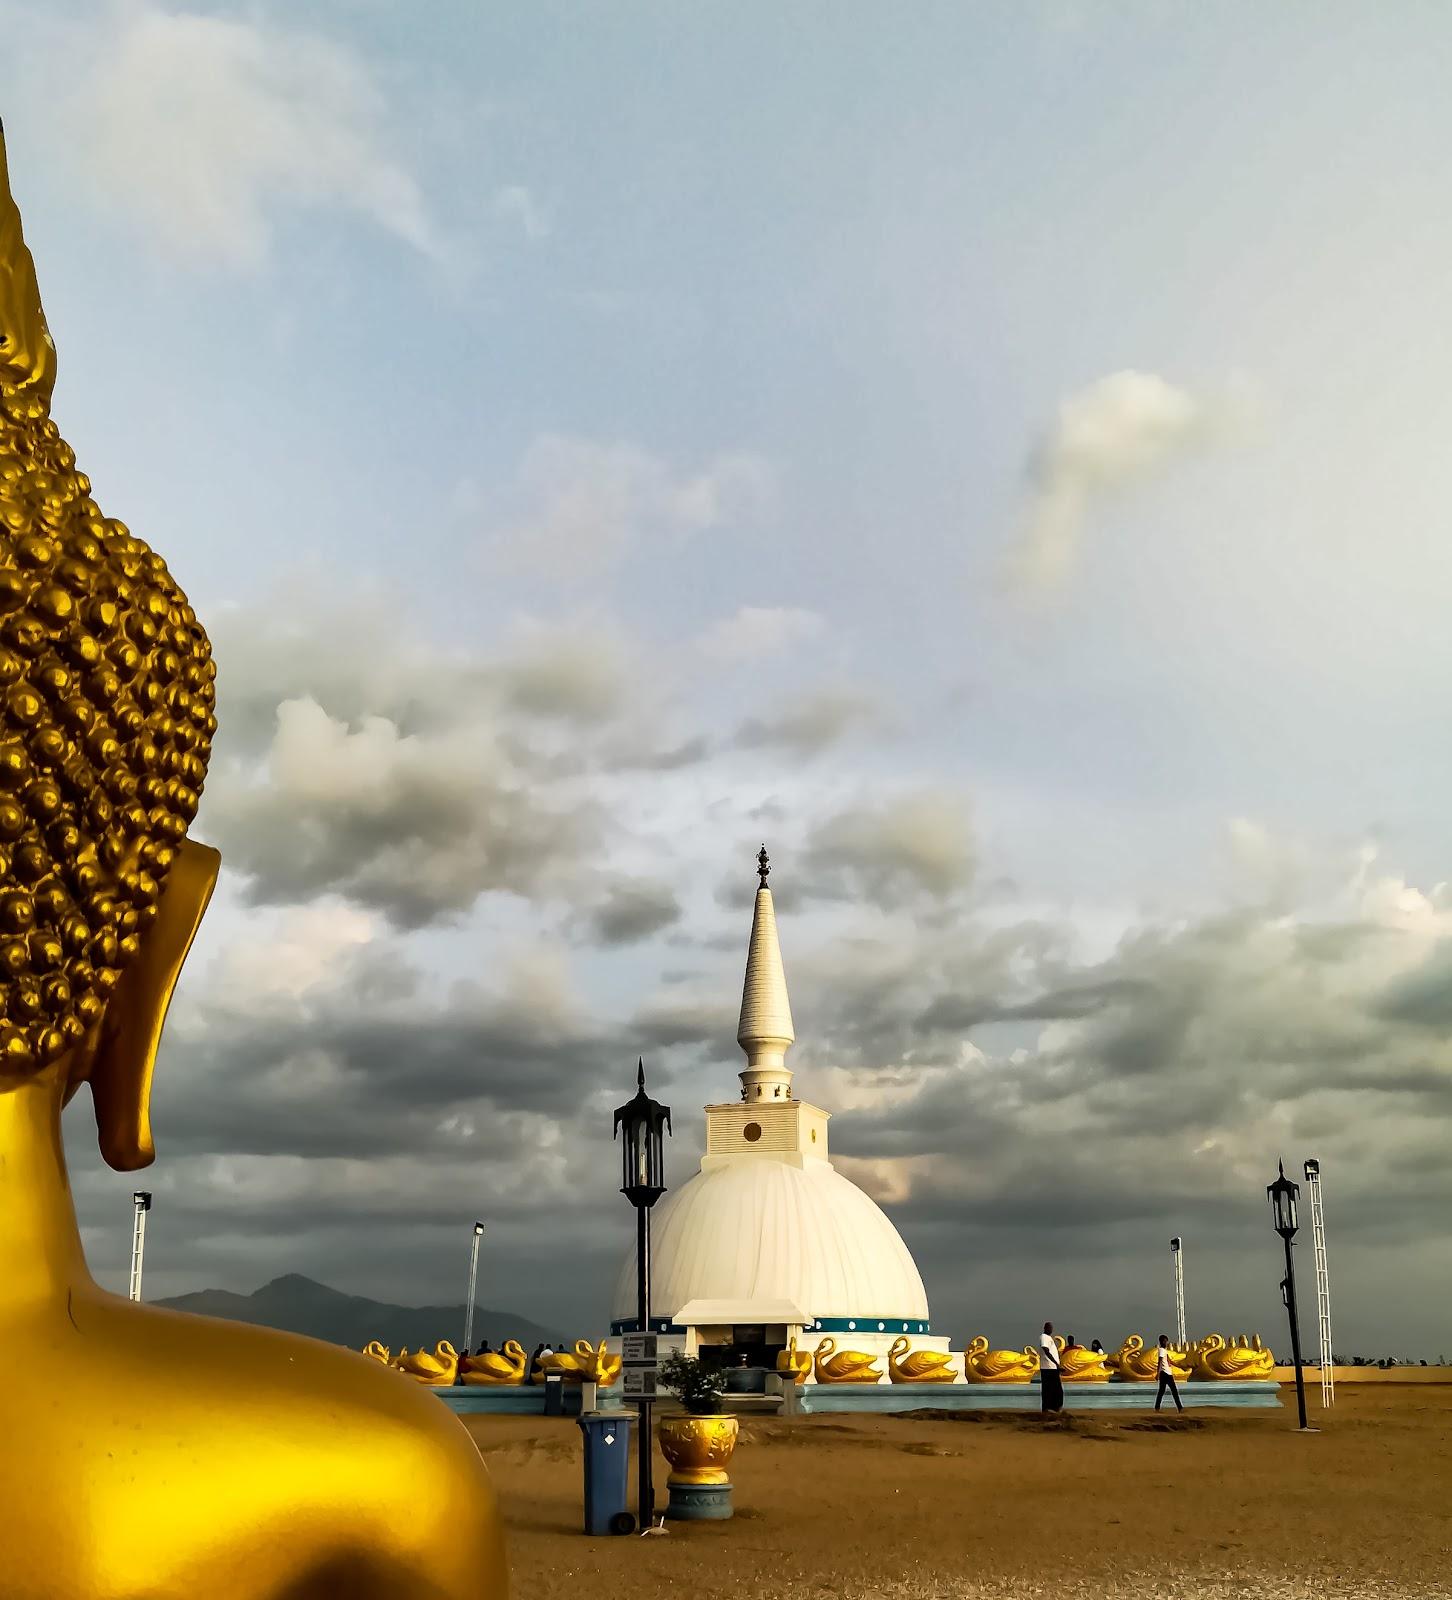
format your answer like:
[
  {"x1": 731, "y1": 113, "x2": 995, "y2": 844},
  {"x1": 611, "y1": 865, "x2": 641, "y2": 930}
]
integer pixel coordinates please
[{"x1": 0, "y1": 128, "x2": 507, "y2": 1597}]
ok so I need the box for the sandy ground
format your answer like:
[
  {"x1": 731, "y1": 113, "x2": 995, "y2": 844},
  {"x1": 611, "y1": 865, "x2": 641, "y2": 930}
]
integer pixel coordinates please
[{"x1": 463, "y1": 1388, "x2": 1452, "y2": 1600}]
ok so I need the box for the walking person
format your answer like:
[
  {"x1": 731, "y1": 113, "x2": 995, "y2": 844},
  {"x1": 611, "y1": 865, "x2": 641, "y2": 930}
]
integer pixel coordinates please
[
  {"x1": 1039, "y1": 1321, "x2": 1065, "y2": 1414},
  {"x1": 1154, "y1": 1334, "x2": 1184, "y2": 1415}
]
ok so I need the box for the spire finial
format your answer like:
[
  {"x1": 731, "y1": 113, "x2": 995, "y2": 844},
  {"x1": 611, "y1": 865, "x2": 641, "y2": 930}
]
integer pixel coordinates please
[
  {"x1": 637, "y1": 1057, "x2": 646, "y2": 1089},
  {"x1": 737, "y1": 846, "x2": 794, "y2": 1100}
]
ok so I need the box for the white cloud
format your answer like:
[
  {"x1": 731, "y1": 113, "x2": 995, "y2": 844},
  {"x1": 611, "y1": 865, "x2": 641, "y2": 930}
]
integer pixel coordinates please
[
  {"x1": 53, "y1": 5, "x2": 438, "y2": 268},
  {"x1": 1007, "y1": 369, "x2": 1252, "y2": 589},
  {"x1": 489, "y1": 434, "x2": 775, "y2": 576},
  {"x1": 493, "y1": 184, "x2": 550, "y2": 240},
  {"x1": 697, "y1": 605, "x2": 825, "y2": 662},
  {"x1": 735, "y1": 685, "x2": 885, "y2": 756}
]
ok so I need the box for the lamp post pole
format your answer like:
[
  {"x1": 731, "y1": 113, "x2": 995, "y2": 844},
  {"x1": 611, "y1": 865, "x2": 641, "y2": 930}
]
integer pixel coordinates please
[
  {"x1": 128, "y1": 1191, "x2": 151, "y2": 1302},
  {"x1": 463, "y1": 1222, "x2": 486, "y2": 1355},
  {"x1": 1268, "y1": 1161, "x2": 1311, "y2": 1431},
  {"x1": 614, "y1": 1059, "x2": 671, "y2": 1535}
]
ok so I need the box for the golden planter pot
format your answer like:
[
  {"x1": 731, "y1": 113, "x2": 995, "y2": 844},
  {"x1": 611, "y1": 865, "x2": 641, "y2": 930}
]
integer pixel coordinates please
[{"x1": 657, "y1": 1415, "x2": 740, "y2": 1486}]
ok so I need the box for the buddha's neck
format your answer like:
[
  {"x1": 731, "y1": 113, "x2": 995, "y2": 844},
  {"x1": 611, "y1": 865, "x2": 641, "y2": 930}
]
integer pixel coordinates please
[{"x1": 0, "y1": 1068, "x2": 90, "y2": 1312}]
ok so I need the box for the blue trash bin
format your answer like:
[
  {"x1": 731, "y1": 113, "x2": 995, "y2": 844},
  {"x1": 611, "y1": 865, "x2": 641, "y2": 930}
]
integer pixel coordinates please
[{"x1": 577, "y1": 1411, "x2": 635, "y2": 1536}]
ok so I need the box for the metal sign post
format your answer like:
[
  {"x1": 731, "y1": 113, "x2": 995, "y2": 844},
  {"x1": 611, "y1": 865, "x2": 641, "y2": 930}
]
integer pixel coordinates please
[
  {"x1": 622, "y1": 1333, "x2": 662, "y2": 1402},
  {"x1": 128, "y1": 1191, "x2": 152, "y2": 1302},
  {"x1": 462, "y1": 1222, "x2": 485, "y2": 1354}
]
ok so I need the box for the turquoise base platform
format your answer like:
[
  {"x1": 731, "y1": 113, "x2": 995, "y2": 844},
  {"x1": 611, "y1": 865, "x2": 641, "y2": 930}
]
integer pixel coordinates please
[
  {"x1": 425, "y1": 1380, "x2": 1279, "y2": 1417},
  {"x1": 431, "y1": 1386, "x2": 625, "y2": 1416},
  {"x1": 797, "y1": 1381, "x2": 1280, "y2": 1414},
  {"x1": 667, "y1": 1482, "x2": 733, "y2": 1521}
]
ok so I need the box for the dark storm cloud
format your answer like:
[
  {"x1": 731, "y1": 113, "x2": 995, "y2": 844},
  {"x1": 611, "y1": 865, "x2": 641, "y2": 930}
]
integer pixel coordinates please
[
  {"x1": 197, "y1": 601, "x2": 670, "y2": 930},
  {"x1": 207, "y1": 702, "x2": 602, "y2": 928},
  {"x1": 583, "y1": 878, "x2": 683, "y2": 946},
  {"x1": 1373, "y1": 937, "x2": 1452, "y2": 1028},
  {"x1": 793, "y1": 895, "x2": 1452, "y2": 1347},
  {"x1": 803, "y1": 789, "x2": 975, "y2": 903}
]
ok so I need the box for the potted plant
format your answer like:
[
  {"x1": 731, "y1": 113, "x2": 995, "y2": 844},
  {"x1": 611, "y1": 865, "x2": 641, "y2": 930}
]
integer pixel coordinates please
[{"x1": 654, "y1": 1351, "x2": 739, "y2": 1521}]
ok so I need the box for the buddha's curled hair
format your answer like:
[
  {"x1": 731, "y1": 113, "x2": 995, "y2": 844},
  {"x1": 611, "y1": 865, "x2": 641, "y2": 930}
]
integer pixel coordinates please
[{"x1": 0, "y1": 138, "x2": 215, "y2": 1076}]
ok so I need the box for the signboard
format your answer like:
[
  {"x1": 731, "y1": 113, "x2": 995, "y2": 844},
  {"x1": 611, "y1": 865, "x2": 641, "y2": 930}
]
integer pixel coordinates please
[
  {"x1": 621, "y1": 1333, "x2": 659, "y2": 1367},
  {"x1": 623, "y1": 1367, "x2": 659, "y2": 1400}
]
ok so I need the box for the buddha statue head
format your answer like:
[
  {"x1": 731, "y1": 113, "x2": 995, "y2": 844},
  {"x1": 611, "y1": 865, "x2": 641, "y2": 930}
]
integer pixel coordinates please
[{"x1": 0, "y1": 124, "x2": 217, "y2": 1168}]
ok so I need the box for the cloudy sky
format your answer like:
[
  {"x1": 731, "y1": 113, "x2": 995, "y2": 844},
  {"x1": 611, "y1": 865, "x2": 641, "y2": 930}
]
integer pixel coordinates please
[{"x1": 5, "y1": 1, "x2": 1450, "y2": 1356}]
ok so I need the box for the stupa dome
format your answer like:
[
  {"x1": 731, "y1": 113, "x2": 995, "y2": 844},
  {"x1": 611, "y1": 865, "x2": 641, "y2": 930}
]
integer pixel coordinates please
[
  {"x1": 609, "y1": 847, "x2": 936, "y2": 1345},
  {"x1": 609, "y1": 1154, "x2": 930, "y2": 1327}
]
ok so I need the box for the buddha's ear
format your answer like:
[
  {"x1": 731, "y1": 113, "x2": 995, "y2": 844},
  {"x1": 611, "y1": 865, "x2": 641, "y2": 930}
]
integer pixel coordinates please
[{"x1": 90, "y1": 839, "x2": 220, "y2": 1172}]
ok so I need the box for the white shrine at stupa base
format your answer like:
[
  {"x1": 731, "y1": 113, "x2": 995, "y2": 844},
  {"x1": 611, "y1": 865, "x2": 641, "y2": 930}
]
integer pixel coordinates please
[{"x1": 609, "y1": 848, "x2": 949, "y2": 1377}]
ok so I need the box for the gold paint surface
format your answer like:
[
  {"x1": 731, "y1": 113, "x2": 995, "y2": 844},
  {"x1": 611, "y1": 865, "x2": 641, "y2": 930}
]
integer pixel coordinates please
[
  {"x1": 460, "y1": 1339, "x2": 529, "y2": 1386},
  {"x1": 775, "y1": 1335, "x2": 811, "y2": 1384},
  {"x1": 395, "y1": 1340, "x2": 462, "y2": 1387},
  {"x1": 657, "y1": 1414, "x2": 740, "y2": 1486},
  {"x1": 1108, "y1": 1334, "x2": 1194, "y2": 1383},
  {"x1": 887, "y1": 1335, "x2": 956, "y2": 1384},
  {"x1": 0, "y1": 130, "x2": 508, "y2": 1598},
  {"x1": 1186, "y1": 1332, "x2": 1277, "y2": 1380},
  {"x1": 812, "y1": 1336, "x2": 884, "y2": 1385},
  {"x1": 960, "y1": 1335, "x2": 1037, "y2": 1384},
  {"x1": 536, "y1": 1337, "x2": 621, "y2": 1385},
  {"x1": 1052, "y1": 1335, "x2": 1113, "y2": 1382}
]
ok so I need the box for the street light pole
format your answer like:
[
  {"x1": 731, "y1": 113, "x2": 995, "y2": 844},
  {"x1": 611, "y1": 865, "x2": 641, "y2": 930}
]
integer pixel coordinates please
[
  {"x1": 128, "y1": 1191, "x2": 152, "y2": 1302},
  {"x1": 1268, "y1": 1161, "x2": 1311, "y2": 1431},
  {"x1": 614, "y1": 1060, "x2": 671, "y2": 1535},
  {"x1": 463, "y1": 1222, "x2": 486, "y2": 1355}
]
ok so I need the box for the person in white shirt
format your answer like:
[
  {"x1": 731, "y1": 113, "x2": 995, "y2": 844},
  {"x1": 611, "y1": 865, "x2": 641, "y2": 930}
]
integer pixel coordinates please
[
  {"x1": 1039, "y1": 1321, "x2": 1064, "y2": 1414},
  {"x1": 1154, "y1": 1334, "x2": 1184, "y2": 1414}
]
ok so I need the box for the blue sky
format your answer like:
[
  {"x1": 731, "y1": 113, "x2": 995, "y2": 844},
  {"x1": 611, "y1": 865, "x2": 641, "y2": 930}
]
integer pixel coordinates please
[{"x1": 4, "y1": 0, "x2": 1451, "y2": 1354}]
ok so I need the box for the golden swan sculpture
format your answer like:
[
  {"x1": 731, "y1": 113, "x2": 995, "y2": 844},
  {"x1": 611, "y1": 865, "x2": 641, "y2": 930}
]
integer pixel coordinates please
[
  {"x1": 361, "y1": 1340, "x2": 392, "y2": 1366},
  {"x1": 1054, "y1": 1336, "x2": 1112, "y2": 1382},
  {"x1": 887, "y1": 1337, "x2": 957, "y2": 1384},
  {"x1": 776, "y1": 1336, "x2": 812, "y2": 1385},
  {"x1": 960, "y1": 1336, "x2": 1038, "y2": 1383},
  {"x1": 460, "y1": 1339, "x2": 529, "y2": 1386},
  {"x1": 813, "y1": 1336, "x2": 883, "y2": 1385},
  {"x1": 578, "y1": 1340, "x2": 623, "y2": 1387},
  {"x1": 1109, "y1": 1335, "x2": 1192, "y2": 1383},
  {"x1": 394, "y1": 1341, "x2": 460, "y2": 1387},
  {"x1": 1193, "y1": 1332, "x2": 1276, "y2": 1380},
  {"x1": 536, "y1": 1339, "x2": 621, "y2": 1384}
]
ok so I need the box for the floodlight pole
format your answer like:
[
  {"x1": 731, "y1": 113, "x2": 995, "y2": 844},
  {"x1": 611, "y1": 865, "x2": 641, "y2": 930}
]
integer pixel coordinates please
[
  {"x1": 1305, "y1": 1160, "x2": 1334, "y2": 1407},
  {"x1": 463, "y1": 1222, "x2": 486, "y2": 1354},
  {"x1": 1170, "y1": 1236, "x2": 1186, "y2": 1345},
  {"x1": 128, "y1": 1191, "x2": 152, "y2": 1302}
]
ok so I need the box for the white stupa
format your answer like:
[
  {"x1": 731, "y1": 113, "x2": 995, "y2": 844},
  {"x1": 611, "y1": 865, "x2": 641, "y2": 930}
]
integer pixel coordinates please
[{"x1": 609, "y1": 848, "x2": 946, "y2": 1375}]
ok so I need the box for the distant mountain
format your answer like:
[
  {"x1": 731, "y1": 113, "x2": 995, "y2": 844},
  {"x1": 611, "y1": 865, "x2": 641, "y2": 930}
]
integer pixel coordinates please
[{"x1": 155, "y1": 1273, "x2": 555, "y2": 1354}]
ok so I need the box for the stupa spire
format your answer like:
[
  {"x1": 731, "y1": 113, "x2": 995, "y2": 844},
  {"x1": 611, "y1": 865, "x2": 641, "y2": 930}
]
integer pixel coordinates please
[{"x1": 737, "y1": 845, "x2": 795, "y2": 1102}]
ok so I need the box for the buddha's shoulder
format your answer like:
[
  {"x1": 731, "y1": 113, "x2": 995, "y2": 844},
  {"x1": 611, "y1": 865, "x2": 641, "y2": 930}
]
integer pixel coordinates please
[
  {"x1": 73, "y1": 1297, "x2": 488, "y2": 1487},
  {"x1": 7, "y1": 1301, "x2": 507, "y2": 1597}
]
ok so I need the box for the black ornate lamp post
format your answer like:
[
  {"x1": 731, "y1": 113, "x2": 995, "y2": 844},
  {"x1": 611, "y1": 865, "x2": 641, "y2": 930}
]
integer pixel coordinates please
[
  {"x1": 614, "y1": 1060, "x2": 671, "y2": 1530},
  {"x1": 1268, "y1": 1160, "x2": 1310, "y2": 1429}
]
